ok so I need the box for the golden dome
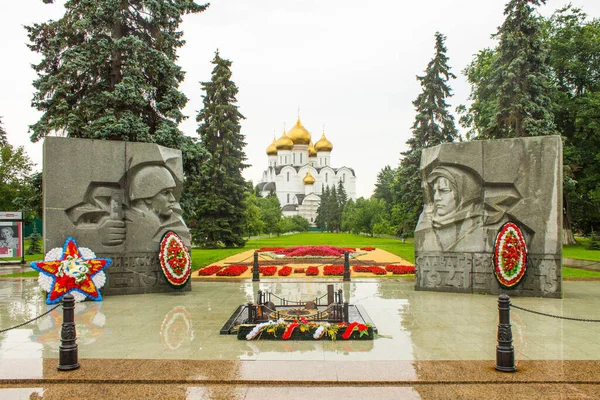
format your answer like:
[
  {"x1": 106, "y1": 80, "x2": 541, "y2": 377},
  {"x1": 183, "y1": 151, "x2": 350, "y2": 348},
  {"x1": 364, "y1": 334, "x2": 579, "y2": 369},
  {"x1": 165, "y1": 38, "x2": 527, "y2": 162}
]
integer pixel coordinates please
[
  {"x1": 287, "y1": 118, "x2": 311, "y2": 145},
  {"x1": 303, "y1": 171, "x2": 316, "y2": 185},
  {"x1": 314, "y1": 132, "x2": 333, "y2": 152},
  {"x1": 275, "y1": 130, "x2": 294, "y2": 151},
  {"x1": 308, "y1": 141, "x2": 317, "y2": 157},
  {"x1": 266, "y1": 137, "x2": 277, "y2": 156}
]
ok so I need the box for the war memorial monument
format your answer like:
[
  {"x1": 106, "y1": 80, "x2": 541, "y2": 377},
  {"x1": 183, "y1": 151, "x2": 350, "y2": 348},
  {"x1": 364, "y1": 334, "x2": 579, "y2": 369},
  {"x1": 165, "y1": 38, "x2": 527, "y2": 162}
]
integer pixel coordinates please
[{"x1": 414, "y1": 135, "x2": 563, "y2": 298}]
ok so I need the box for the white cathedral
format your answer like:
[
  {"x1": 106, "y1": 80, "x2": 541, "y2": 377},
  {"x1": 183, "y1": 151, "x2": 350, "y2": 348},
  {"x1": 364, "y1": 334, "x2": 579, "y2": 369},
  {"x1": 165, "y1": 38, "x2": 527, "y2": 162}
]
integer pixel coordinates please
[{"x1": 256, "y1": 117, "x2": 357, "y2": 226}]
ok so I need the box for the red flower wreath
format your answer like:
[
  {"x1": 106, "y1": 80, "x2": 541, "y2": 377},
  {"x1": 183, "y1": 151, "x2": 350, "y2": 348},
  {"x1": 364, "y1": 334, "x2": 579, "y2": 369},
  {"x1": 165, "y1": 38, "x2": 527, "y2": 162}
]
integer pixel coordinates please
[
  {"x1": 159, "y1": 232, "x2": 192, "y2": 288},
  {"x1": 494, "y1": 222, "x2": 527, "y2": 288}
]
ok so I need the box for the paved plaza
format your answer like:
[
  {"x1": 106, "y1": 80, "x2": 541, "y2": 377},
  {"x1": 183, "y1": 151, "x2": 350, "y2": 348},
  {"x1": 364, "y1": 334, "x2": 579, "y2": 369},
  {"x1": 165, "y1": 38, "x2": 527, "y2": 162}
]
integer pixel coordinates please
[{"x1": 0, "y1": 278, "x2": 599, "y2": 398}]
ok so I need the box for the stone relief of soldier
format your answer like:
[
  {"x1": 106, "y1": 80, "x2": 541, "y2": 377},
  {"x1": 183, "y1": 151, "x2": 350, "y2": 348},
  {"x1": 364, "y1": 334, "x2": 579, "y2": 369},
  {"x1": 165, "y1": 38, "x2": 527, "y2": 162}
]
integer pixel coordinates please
[
  {"x1": 66, "y1": 163, "x2": 191, "y2": 253},
  {"x1": 415, "y1": 165, "x2": 485, "y2": 252}
]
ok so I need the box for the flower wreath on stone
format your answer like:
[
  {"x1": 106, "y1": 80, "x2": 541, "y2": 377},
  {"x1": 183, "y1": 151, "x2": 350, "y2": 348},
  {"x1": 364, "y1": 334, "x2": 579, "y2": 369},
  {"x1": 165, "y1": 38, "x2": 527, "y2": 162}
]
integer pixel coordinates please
[
  {"x1": 494, "y1": 222, "x2": 528, "y2": 288},
  {"x1": 159, "y1": 231, "x2": 192, "y2": 288},
  {"x1": 31, "y1": 237, "x2": 111, "y2": 304}
]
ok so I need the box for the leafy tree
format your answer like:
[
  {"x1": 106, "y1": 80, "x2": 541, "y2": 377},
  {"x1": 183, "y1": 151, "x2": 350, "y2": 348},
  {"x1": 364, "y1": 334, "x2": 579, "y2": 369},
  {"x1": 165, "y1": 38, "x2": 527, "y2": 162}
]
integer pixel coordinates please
[
  {"x1": 546, "y1": 6, "x2": 600, "y2": 237},
  {"x1": 341, "y1": 199, "x2": 356, "y2": 233},
  {"x1": 258, "y1": 192, "x2": 282, "y2": 236},
  {"x1": 26, "y1": 0, "x2": 208, "y2": 148},
  {"x1": 0, "y1": 119, "x2": 35, "y2": 212},
  {"x1": 276, "y1": 216, "x2": 309, "y2": 234},
  {"x1": 395, "y1": 32, "x2": 458, "y2": 231},
  {"x1": 242, "y1": 191, "x2": 264, "y2": 238},
  {"x1": 191, "y1": 51, "x2": 248, "y2": 247},
  {"x1": 347, "y1": 198, "x2": 387, "y2": 237},
  {"x1": 458, "y1": 48, "x2": 499, "y2": 139},
  {"x1": 289, "y1": 215, "x2": 310, "y2": 232},
  {"x1": 13, "y1": 172, "x2": 43, "y2": 223}
]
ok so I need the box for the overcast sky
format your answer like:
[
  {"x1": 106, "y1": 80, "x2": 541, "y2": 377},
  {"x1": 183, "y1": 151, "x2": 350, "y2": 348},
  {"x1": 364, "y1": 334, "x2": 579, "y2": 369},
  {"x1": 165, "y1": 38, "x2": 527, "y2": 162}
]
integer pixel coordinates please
[{"x1": 2, "y1": 0, "x2": 600, "y2": 198}]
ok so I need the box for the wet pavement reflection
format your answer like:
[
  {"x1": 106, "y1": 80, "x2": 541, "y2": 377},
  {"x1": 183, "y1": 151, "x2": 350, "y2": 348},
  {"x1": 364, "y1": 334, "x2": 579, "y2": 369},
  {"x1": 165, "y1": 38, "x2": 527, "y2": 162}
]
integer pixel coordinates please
[{"x1": 0, "y1": 278, "x2": 599, "y2": 377}]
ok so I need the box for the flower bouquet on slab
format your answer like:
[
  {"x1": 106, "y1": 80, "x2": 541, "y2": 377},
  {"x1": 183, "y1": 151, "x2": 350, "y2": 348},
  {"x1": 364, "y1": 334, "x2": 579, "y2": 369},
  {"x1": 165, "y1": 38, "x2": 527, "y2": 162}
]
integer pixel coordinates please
[{"x1": 237, "y1": 318, "x2": 374, "y2": 341}]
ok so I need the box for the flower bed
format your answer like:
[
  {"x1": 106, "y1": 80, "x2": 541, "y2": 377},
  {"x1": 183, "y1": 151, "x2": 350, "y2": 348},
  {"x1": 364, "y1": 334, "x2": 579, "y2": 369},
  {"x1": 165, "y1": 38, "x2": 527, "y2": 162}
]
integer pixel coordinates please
[
  {"x1": 385, "y1": 265, "x2": 415, "y2": 275},
  {"x1": 323, "y1": 265, "x2": 345, "y2": 276},
  {"x1": 259, "y1": 266, "x2": 277, "y2": 276},
  {"x1": 197, "y1": 265, "x2": 223, "y2": 276},
  {"x1": 352, "y1": 266, "x2": 373, "y2": 273},
  {"x1": 238, "y1": 319, "x2": 373, "y2": 341},
  {"x1": 360, "y1": 247, "x2": 376, "y2": 251},
  {"x1": 352, "y1": 265, "x2": 388, "y2": 275},
  {"x1": 370, "y1": 266, "x2": 387, "y2": 275},
  {"x1": 278, "y1": 266, "x2": 292, "y2": 276},
  {"x1": 258, "y1": 245, "x2": 358, "y2": 258},
  {"x1": 216, "y1": 265, "x2": 248, "y2": 276},
  {"x1": 306, "y1": 266, "x2": 319, "y2": 276},
  {"x1": 293, "y1": 268, "x2": 305, "y2": 274}
]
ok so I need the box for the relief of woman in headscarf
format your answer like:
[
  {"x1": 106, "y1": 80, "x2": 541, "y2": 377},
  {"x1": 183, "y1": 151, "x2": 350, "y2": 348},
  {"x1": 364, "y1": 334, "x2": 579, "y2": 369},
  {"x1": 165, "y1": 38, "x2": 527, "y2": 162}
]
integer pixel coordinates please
[{"x1": 415, "y1": 165, "x2": 485, "y2": 252}]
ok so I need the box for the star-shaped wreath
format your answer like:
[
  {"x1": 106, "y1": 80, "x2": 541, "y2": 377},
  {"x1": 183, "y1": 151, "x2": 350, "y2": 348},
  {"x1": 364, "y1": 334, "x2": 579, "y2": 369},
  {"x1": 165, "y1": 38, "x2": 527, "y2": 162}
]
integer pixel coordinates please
[{"x1": 31, "y1": 237, "x2": 111, "y2": 304}]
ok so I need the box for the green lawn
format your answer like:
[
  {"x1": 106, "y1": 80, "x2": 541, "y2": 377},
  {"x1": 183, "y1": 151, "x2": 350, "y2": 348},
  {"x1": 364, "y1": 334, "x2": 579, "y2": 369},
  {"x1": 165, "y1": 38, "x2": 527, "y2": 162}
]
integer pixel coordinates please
[
  {"x1": 563, "y1": 267, "x2": 600, "y2": 279},
  {"x1": 563, "y1": 237, "x2": 600, "y2": 261}
]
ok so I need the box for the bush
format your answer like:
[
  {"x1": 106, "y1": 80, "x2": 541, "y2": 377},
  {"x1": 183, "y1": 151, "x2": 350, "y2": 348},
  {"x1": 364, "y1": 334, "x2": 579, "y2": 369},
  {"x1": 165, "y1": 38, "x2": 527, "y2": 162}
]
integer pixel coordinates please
[
  {"x1": 306, "y1": 266, "x2": 319, "y2": 276},
  {"x1": 278, "y1": 266, "x2": 292, "y2": 276},
  {"x1": 587, "y1": 231, "x2": 600, "y2": 250}
]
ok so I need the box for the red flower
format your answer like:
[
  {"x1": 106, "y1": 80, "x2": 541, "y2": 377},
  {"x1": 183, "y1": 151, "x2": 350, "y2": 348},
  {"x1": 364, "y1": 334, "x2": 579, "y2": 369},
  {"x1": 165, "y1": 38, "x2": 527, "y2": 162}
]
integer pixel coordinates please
[
  {"x1": 258, "y1": 246, "x2": 357, "y2": 258},
  {"x1": 370, "y1": 266, "x2": 387, "y2": 275},
  {"x1": 385, "y1": 265, "x2": 415, "y2": 275},
  {"x1": 323, "y1": 265, "x2": 345, "y2": 276},
  {"x1": 306, "y1": 266, "x2": 319, "y2": 276},
  {"x1": 359, "y1": 247, "x2": 376, "y2": 251},
  {"x1": 216, "y1": 265, "x2": 248, "y2": 276},
  {"x1": 282, "y1": 322, "x2": 300, "y2": 340},
  {"x1": 341, "y1": 322, "x2": 359, "y2": 339},
  {"x1": 197, "y1": 265, "x2": 222, "y2": 276},
  {"x1": 278, "y1": 266, "x2": 292, "y2": 276},
  {"x1": 293, "y1": 268, "x2": 305, "y2": 273},
  {"x1": 259, "y1": 266, "x2": 277, "y2": 276}
]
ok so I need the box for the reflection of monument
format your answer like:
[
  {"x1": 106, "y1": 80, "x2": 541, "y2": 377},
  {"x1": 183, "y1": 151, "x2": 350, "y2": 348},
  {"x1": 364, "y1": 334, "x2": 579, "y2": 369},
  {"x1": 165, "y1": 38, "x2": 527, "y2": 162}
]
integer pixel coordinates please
[
  {"x1": 44, "y1": 137, "x2": 191, "y2": 295},
  {"x1": 160, "y1": 306, "x2": 194, "y2": 351},
  {"x1": 415, "y1": 136, "x2": 562, "y2": 298}
]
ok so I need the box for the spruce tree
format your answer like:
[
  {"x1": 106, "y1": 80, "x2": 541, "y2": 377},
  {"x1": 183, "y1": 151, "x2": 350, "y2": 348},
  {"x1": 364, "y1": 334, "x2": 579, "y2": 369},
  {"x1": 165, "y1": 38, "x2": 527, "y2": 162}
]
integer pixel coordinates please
[
  {"x1": 328, "y1": 185, "x2": 339, "y2": 232},
  {"x1": 0, "y1": 117, "x2": 7, "y2": 146},
  {"x1": 487, "y1": 0, "x2": 555, "y2": 137},
  {"x1": 336, "y1": 181, "x2": 348, "y2": 214},
  {"x1": 396, "y1": 32, "x2": 458, "y2": 225},
  {"x1": 192, "y1": 51, "x2": 248, "y2": 248},
  {"x1": 26, "y1": 0, "x2": 208, "y2": 148},
  {"x1": 315, "y1": 186, "x2": 329, "y2": 231}
]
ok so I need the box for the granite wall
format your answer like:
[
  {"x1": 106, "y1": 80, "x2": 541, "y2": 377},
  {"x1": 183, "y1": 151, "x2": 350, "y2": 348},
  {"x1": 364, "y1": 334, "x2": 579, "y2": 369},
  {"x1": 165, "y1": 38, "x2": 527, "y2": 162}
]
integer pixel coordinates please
[
  {"x1": 43, "y1": 137, "x2": 191, "y2": 295},
  {"x1": 414, "y1": 136, "x2": 562, "y2": 298}
]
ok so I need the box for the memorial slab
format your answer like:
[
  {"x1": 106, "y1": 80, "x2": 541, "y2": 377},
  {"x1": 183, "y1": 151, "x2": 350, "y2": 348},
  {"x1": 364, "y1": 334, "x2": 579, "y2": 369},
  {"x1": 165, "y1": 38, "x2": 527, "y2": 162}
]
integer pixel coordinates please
[
  {"x1": 43, "y1": 137, "x2": 191, "y2": 295},
  {"x1": 414, "y1": 136, "x2": 562, "y2": 298}
]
